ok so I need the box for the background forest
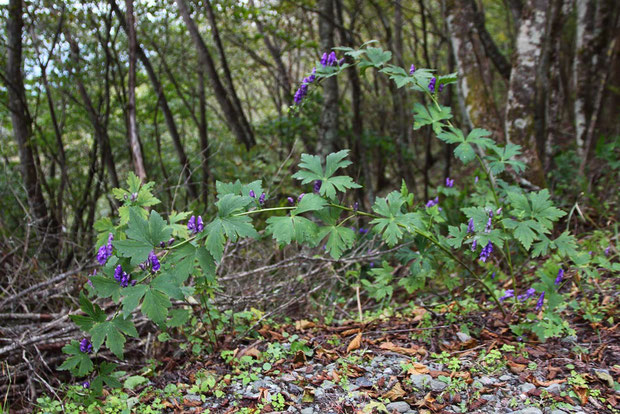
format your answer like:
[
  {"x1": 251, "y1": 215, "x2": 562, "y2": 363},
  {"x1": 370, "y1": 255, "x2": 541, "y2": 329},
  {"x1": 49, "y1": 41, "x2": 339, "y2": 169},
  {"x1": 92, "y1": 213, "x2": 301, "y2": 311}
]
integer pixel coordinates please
[{"x1": 1, "y1": 0, "x2": 619, "y2": 412}]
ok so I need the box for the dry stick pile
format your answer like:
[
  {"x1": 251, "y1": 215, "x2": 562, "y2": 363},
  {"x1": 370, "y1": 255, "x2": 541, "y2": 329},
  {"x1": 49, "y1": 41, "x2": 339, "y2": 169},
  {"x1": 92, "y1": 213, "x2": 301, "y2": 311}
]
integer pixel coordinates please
[{"x1": 0, "y1": 234, "x2": 393, "y2": 408}]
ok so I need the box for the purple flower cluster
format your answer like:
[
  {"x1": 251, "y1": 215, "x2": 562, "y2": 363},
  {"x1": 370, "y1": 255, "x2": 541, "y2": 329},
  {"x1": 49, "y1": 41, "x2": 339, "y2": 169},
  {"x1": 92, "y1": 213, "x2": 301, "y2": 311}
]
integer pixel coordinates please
[
  {"x1": 359, "y1": 228, "x2": 369, "y2": 235},
  {"x1": 428, "y1": 77, "x2": 436, "y2": 93},
  {"x1": 425, "y1": 196, "x2": 439, "y2": 208},
  {"x1": 82, "y1": 381, "x2": 90, "y2": 389},
  {"x1": 114, "y1": 265, "x2": 135, "y2": 288},
  {"x1": 604, "y1": 246, "x2": 611, "y2": 256},
  {"x1": 148, "y1": 251, "x2": 160, "y2": 272},
  {"x1": 249, "y1": 190, "x2": 256, "y2": 198},
  {"x1": 517, "y1": 287, "x2": 536, "y2": 302},
  {"x1": 445, "y1": 177, "x2": 454, "y2": 188},
  {"x1": 159, "y1": 238, "x2": 175, "y2": 248},
  {"x1": 259, "y1": 192, "x2": 266, "y2": 206},
  {"x1": 479, "y1": 241, "x2": 493, "y2": 262},
  {"x1": 80, "y1": 338, "x2": 92, "y2": 353},
  {"x1": 439, "y1": 84, "x2": 444, "y2": 93},
  {"x1": 499, "y1": 289, "x2": 514, "y2": 302},
  {"x1": 294, "y1": 67, "x2": 317, "y2": 104},
  {"x1": 321, "y1": 51, "x2": 341, "y2": 67},
  {"x1": 535, "y1": 292, "x2": 545, "y2": 311},
  {"x1": 97, "y1": 233, "x2": 114, "y2": 265},
  {"x1": 471, "y1": 239, "x2": 478, "y2": 251},
  {"x1": 485, "y1": 211, "x2": 493, "y2": 234},
  {"x1": 287, "y1": 197, "x2": 295, "y2": 205},
  {"x1": 188, "y1": 215, "x2": 204, "y2": 234},
  {"x1": 298, "y1": 193, "x2": 305, "y2": 202},
  {"x1": 555, "y1": 268, "x2": 564, "y2": 285},
  {"x1": 409, "y1": 64, "x2": 416, "y2": 75},
  {"x1": 467, "y1": 218, "x2": 475, "y2": 233},
  {"x1": 313, "y1": 180, "x2": 322, "y2": 194}
]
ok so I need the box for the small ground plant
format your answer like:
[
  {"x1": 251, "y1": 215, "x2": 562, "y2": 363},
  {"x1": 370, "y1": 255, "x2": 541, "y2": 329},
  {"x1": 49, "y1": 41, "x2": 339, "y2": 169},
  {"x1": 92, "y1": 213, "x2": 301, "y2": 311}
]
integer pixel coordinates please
[{"x1": 54, "y1": 41, "x2": 615, "y2": 405}]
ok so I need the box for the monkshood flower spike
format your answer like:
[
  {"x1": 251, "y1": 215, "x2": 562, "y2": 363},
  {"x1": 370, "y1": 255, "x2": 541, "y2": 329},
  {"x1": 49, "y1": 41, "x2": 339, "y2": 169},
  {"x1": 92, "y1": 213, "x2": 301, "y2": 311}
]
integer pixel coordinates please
[
  {"x1": 96, "y1": 233, "x2": 114, "y2": 265},
  {"x1": 79, "y1": 338, "x2": 92, "y2": 354},
  {"x1": 259, "y1": 192, "x2": 266, "y2": 206},
  {"x1": 187, "y1": 215, "x2": 204, "y2": 234},
  {"x1": 409, "y1": 64, "x2": 415, "y2": 74},
  {"x1": 499, "y1": 289, "x2": 514, "y2": 302},
  {"x1": 555, "y1": 268, "x2": 564, "y2": 285},
  {"x1": 148, "y1": 251, "x2": 160, "y2": 272},
  {"x1": 314, "y1": 180, "x2": 322, "y2": 194},
  {"x1": 517, "y1": 287, "x2": 536, "y2": 302},
  {"x1": 445, "y1": 177, "x2": 454, "y2": 188},
  {"x1": 428, "y1": 77, "x2": 436, "y2": 93},
  {"x1": 479, "y1": 241, "x2": 493, "y2": 262},
  {"x1": 536, "y1": 292, "x2": 545, "y2": 311},
  {"x1": 467, "y1": 218, "x2": 475, "y2": 233}
]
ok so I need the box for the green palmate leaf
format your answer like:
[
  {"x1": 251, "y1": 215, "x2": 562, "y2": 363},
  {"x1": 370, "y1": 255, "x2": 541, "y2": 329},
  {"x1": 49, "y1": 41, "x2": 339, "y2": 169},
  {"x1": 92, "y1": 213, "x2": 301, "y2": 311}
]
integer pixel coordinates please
[
  {"x1": 294, "y1": 193, "x2": 328, "y2": 214},
  {"x1": 362, "y1": 261, "x2": 394, "y2": 301},
  {"x1": 115, "y1": 208, "x2": 172, "y2": 266},
  {"x1": 488, "y1": 143, "x2": 526, "y2": 174},
  {"x1": 503, "y1": 219, "x2": 544, "y2": 250},
  {"x1": 529, "y1": 190, "x2": 566, "y2": 229},
  {"x1": 90, "y1": 275, "x2": 122, "y2": 302},
  {"x1": 90, "y1": 362, "x2": 121, "y2": 395},
  {"x1": 317, "y1": 225, "x2": 355, "y2": 259},
  {"x1": 379, "y1": 64, "x2": 413, "y2": 88},
  {"x1": 266, "y1": 215, "x2": 318, "y2": 246},
  {"x1": 58, "y1": 340, "x2": 94, "y2": 377},
  {"x1": 552, "y1": 232, "x2": 579, "y2": 258},
  {"x1": 292, "y1": 150, "x2": 361, "y2": 200},
  {"x1": 90, "y1": 316, "x2": 138, "y2": 359},
  {"x1": 461, "y1": 206, "x2": 490, "y2": 233},
  {"x1": 167, "y1": 308, "x2": 190, "y2": 328},
  {"x1": 437, "y1": 127, "x2": 494, "y2": 163},
  {"x1": 142, "y1": 288, "x2": 171, "y2": 325},
  {"x1": 196, "y1": 245, "x2": 216, "y2": 283},
  {"x1": 151, "y1": 272, "x2": 184, "y2": 301},
  {"x1": 121, "y1": 284, "x2": 148, "y2": 317},
  {"x1": 437, "y1": 72, "x2": 458, "y2": 85},
  {"x1": 412, "y1": 103, "x2": 452, "y2": 132},
  {"x1": 446, "y1": 224, "x2": 468, "y2": 248},
  {"x1": 370, "y1": 191, "x2": 424, "y2": 247}
]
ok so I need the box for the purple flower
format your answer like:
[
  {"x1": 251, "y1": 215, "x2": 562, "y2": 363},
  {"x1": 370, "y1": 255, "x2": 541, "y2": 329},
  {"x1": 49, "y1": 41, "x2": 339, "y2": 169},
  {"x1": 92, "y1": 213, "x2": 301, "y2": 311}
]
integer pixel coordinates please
[
  {"x1": 359, "y1": 228, "x2": 368, "y2": 235},
  {"x1": 491, "y1": 272, "x2": 496, "y2": 279},
  {"x1": 326, "y1": 51, "x2": 337, "y2": 66},
  {"x1": 114, "y1": 265, "x2": 123, "y2": 282},
  {"x1": 428, "y1": 77, "x2": 436, "y2": 93},
  {"x1": 338, "y1": 58, "x2": 345, "y2": 66},
  {"x1": 409, "y1": 64, "x2": 416, "y2": 75},
  {"x1": 517, "y1": 287, "x2": 536, "y2": 302},
  {"x1": 479, "y1": 241, "x2": 493, "y2": 262},
  {"x1": 467, "y1": 218, "x2": 475, "y2": 234},
  {"x1": 438, "y1": 84, "x2": 444, "y2": 93},
  {"x1": 82, "y1": 381, "x2": 90, "y2": 389},
  {"x1": 320, "y1": 52, "x2": 328, "y2": 66},
  {"x1": 79, "y1": 338, "x2": 92, "y2": 354},
  {"x1": 353, "y1": 202, "x2": 359, "y2": 212},
  {"x1": 425, "y1": 196, "x2": 439, "y2": 208},
  {"x1": 604, "y1": 246, "x2": 611, "y2": 256},
  {"x1": 535, "y1": 292, "x2": 545, "y2": 311},
  {"x1": 369, "y1": 262, "x2": 375, "y2": 268},
  {"x1": 555, "y1": 268, "x2": 564, "y2": 285},
  {"x1": 485, "y1": 216, "x2": 492, "y2": 234},
  {"x1": 130, "y1": 192, "x2": 138, "y2": 202},
  {"x1": 287, "y1": 197, "x2": 295, "y2": 205},
  {"x1": 297, "y1": 193, "x2": 305, "y2": 202},
  {"x1": 249, "y1": 190, "x2": 256, "y2": 198},
  {"x1": 259, "y1": 192, "x2": 266, "y2": 206},
  {"x1": 303, "y1": 67, "x2": 316, "y2": 84},
  {"x1": 293, "y1": 83, "x2": 309, "y2": 104},
  {"x1": 313, "y1": 180, "x2": 322, "y2": 194},
  {"x1": 475, "y1": 176, "x2": 479, "y2": 184},
  {"x1": 471, "y1": 239, "x2": 477, "y2": 251},
  {"x1": 188, "y1": 215, "x2": 204, "y2": 234},
  {"x1": 120, "y1": 273, "x2": 130, "y2": 288},
  {"x1": 445, "y1": 177, "x2": 454, "y2": 188},
  {"x1": 96, "y1": 233, "x2": 114, "y2": 265},
  {"x1": 496, "y1": 208, "x2": 502, "y2": 216},
  {"x1": 499, "y1": 289, "x2": 514, "y2": 302},
  {"x1": 167, "y1": 238, "x2": 175, "y2": 246},
  {"x1": 148, "y1": 251, "x2": 160, "y2": 272}
]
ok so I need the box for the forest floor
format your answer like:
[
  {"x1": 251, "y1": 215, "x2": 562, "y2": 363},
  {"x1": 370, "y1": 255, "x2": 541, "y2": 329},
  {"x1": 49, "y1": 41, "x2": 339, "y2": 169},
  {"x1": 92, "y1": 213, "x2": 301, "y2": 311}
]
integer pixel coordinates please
[{"x1": 89, "y1": 305, "x2": 619, "y2": 414}]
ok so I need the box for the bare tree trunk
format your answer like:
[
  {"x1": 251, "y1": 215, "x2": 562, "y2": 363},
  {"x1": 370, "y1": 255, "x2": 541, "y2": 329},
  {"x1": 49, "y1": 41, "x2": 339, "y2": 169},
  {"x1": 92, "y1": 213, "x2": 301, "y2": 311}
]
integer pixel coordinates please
[
  {"x1": 5, "y1": 0, "x2": 56, "y2": 236},
  {"x1": 125, "y1": 0, "x2": 147, "y2": 180},
  {"x1": 504, "y1": 0, "x2": 547, "y2": 187},
  {"x1": 316, "y1": 0, "x2": 339, "y2": 158},
  {"x1": 445, "y1": 0, "x2": 503, "y2": 135},
  {"x1": 175, "y1": 0, "x2": 255, "y2": 150},
  {"x1": 110, "y1": 0, "x2": 197, "y2": 198},
  {"x1": 468, "y1": 0, "x2": 512, "y2": 80},
  {"x1": 198, "y1": 68, "x2": 210, "y2": 205}
]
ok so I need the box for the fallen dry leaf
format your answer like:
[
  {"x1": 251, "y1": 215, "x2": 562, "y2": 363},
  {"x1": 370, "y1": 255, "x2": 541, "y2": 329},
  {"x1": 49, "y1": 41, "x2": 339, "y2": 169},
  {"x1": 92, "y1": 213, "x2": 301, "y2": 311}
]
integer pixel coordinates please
[
  {"x1": 407, "y1": 362, "x2": 430, "y2": 375},
  {"x1": 383, "y1": 382, "x2": 406, "y2": 401},
  {"x1": 295, "y1": 320, "x2": 315, "y2": 330},
  {"x1": 240, "y1": 347, "x2": 261, "y2": 359},
  {"x1": 347, "y1": 332, "x2": 363, "y2": 353},
  {"x1": 507, "y1": 361, "x2": 527, "y2": 374},
  {"x1": 341, "y1": 328, "x2": 361, "y2": 336},
  {"x1": 411, "y1": 307, "x2": 427, "y2": 322},
  {"x1": 573, "y1": 386, "x2": 589, "y2": 405},
  {"x1": 531, "y1": 377, "x2": 566, "y2": 387},
  {"x1": 379, "y1": 341, "x2": 423, "y2": 356}
]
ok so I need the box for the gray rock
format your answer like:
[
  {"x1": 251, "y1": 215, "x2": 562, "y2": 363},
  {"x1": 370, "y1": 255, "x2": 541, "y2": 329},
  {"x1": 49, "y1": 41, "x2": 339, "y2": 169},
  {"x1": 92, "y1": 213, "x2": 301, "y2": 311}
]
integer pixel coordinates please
[
  {"x1": 384, "y1": 367, "x2": 394, "y2": 375},
  {"x1": 472, "y1": 380, "x2": 484, "y2": 389},
  {"x1": 289, "y1": 384, "x2": 303, "y2": 395},
  {"x1": 386, "y1": 401, "x2": 411, "y2": 413},
  {"x1": 301, "y1": 408, "x2": 314, "y2": 414},
  {"x1": 321, "y1": 380, "x2": 335, "y2": 390},
  {"x1": 410, "y1": 374, "x2": 432, "y2": 389},
  {"x1": 519, "y1": 383, "x2": 536, "y2": 394},
  {"x1": 184, "y1": 394, "x2": 201, "y2": 402},
  {"x1": 481, "y1": 394, "x2": 496, "y2": 402},
  {"x1": 456, "y1": 332, "x2": 472, "y2": 343},
  {"x1": 512, "y1": 408, "x2": 543, "y2": 414},
  {"x1": 499, "y1": 374, "x2": 513, "y2": 382},
  {"x1": 561, "y1": 335, "x2": 578, "y2": 344},
  {"x1": 355, "y1": 377, "x2": 373, "y2": 388},
  {"x1": 314, "y1": 388, "x2": 325, "y2": 399},
  {"x1": 430, "y1": 379, "x2": 448, "y2": 392},
  {"x1": 479, "y1": 376, "x2": 496, "y2": 386},
  {"x1": 544, "y1": 383, "x2": 563, "y2": 395},
  {"x1": 428, "y1": 362, "x2": 444, "y2": 372},
  {"x1": 549, "y1": 410, "x2": 567, "y2": 414}
]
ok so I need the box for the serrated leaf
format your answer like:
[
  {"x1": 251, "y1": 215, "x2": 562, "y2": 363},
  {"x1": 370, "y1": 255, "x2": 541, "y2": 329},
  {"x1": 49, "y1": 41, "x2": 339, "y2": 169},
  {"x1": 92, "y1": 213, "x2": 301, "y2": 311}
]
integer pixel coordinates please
[
  {"x1": 167, "y1": 308, "x2": 190, "y2": 328},
  {"x1": 317, "y1": 225, "x2": 355, "y2": 259},
  {"x1": 292, "y1": 150, "x2": 360, "y2": 200},
  {"x1": 124, "y1": 375, "x2": 148, "y2": 390},
  {"x1": 142, "y1": 288, "x2": 171, "y2": 325},
  {"x1": 412, "y1": 103, "x2": 452, "y2": 131},
  {"x1": 90, "y1": 275, "x2": 122, "y2": 301},
  {"x1": 294, "y1": 194, "x2": 328, "y2": 215},
  {"x1": 266, "y1": 215, "x2": 318, "y2": 246},
  {"x1": 121, "y1": 284, "x2": 148, "y2": 318},
  {"x1": 59, "y1": 340, "x2": 94, "y2": 376},
  {"x1": 446, "y1": 224, "x2": 468, "y2": 248}
]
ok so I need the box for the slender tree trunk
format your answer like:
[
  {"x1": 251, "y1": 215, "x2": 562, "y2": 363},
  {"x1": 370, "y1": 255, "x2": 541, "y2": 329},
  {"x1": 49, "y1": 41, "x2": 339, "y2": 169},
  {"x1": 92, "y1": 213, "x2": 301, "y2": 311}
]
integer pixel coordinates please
[
  {"x1": 198, "y1": 68, "x2": 210, "y2": 205},
  {"x1": 6, "y1": 0, "x2": 56, "y2": 235},
  {"x1": 316, "y1": 0, "x2": 339, "y2": 158},
  {"x1": 110, "y1": 0, "x2": 197, "y2": 198},
  {"x1": 504, "y1": 0, "x2": 547, "y2": 187},
  {"x1": 175, "y1": 0, "x2": 255, "y2": 150},
  {"x1": 468, "y1": 0, "x2": 512, "y2": 80},
  {"x1": 445, "y1": 0, "x2": 502, "y2": 135},
  {"x1": 125, "y1": 0, "x2": 147, "y2": 180}
]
